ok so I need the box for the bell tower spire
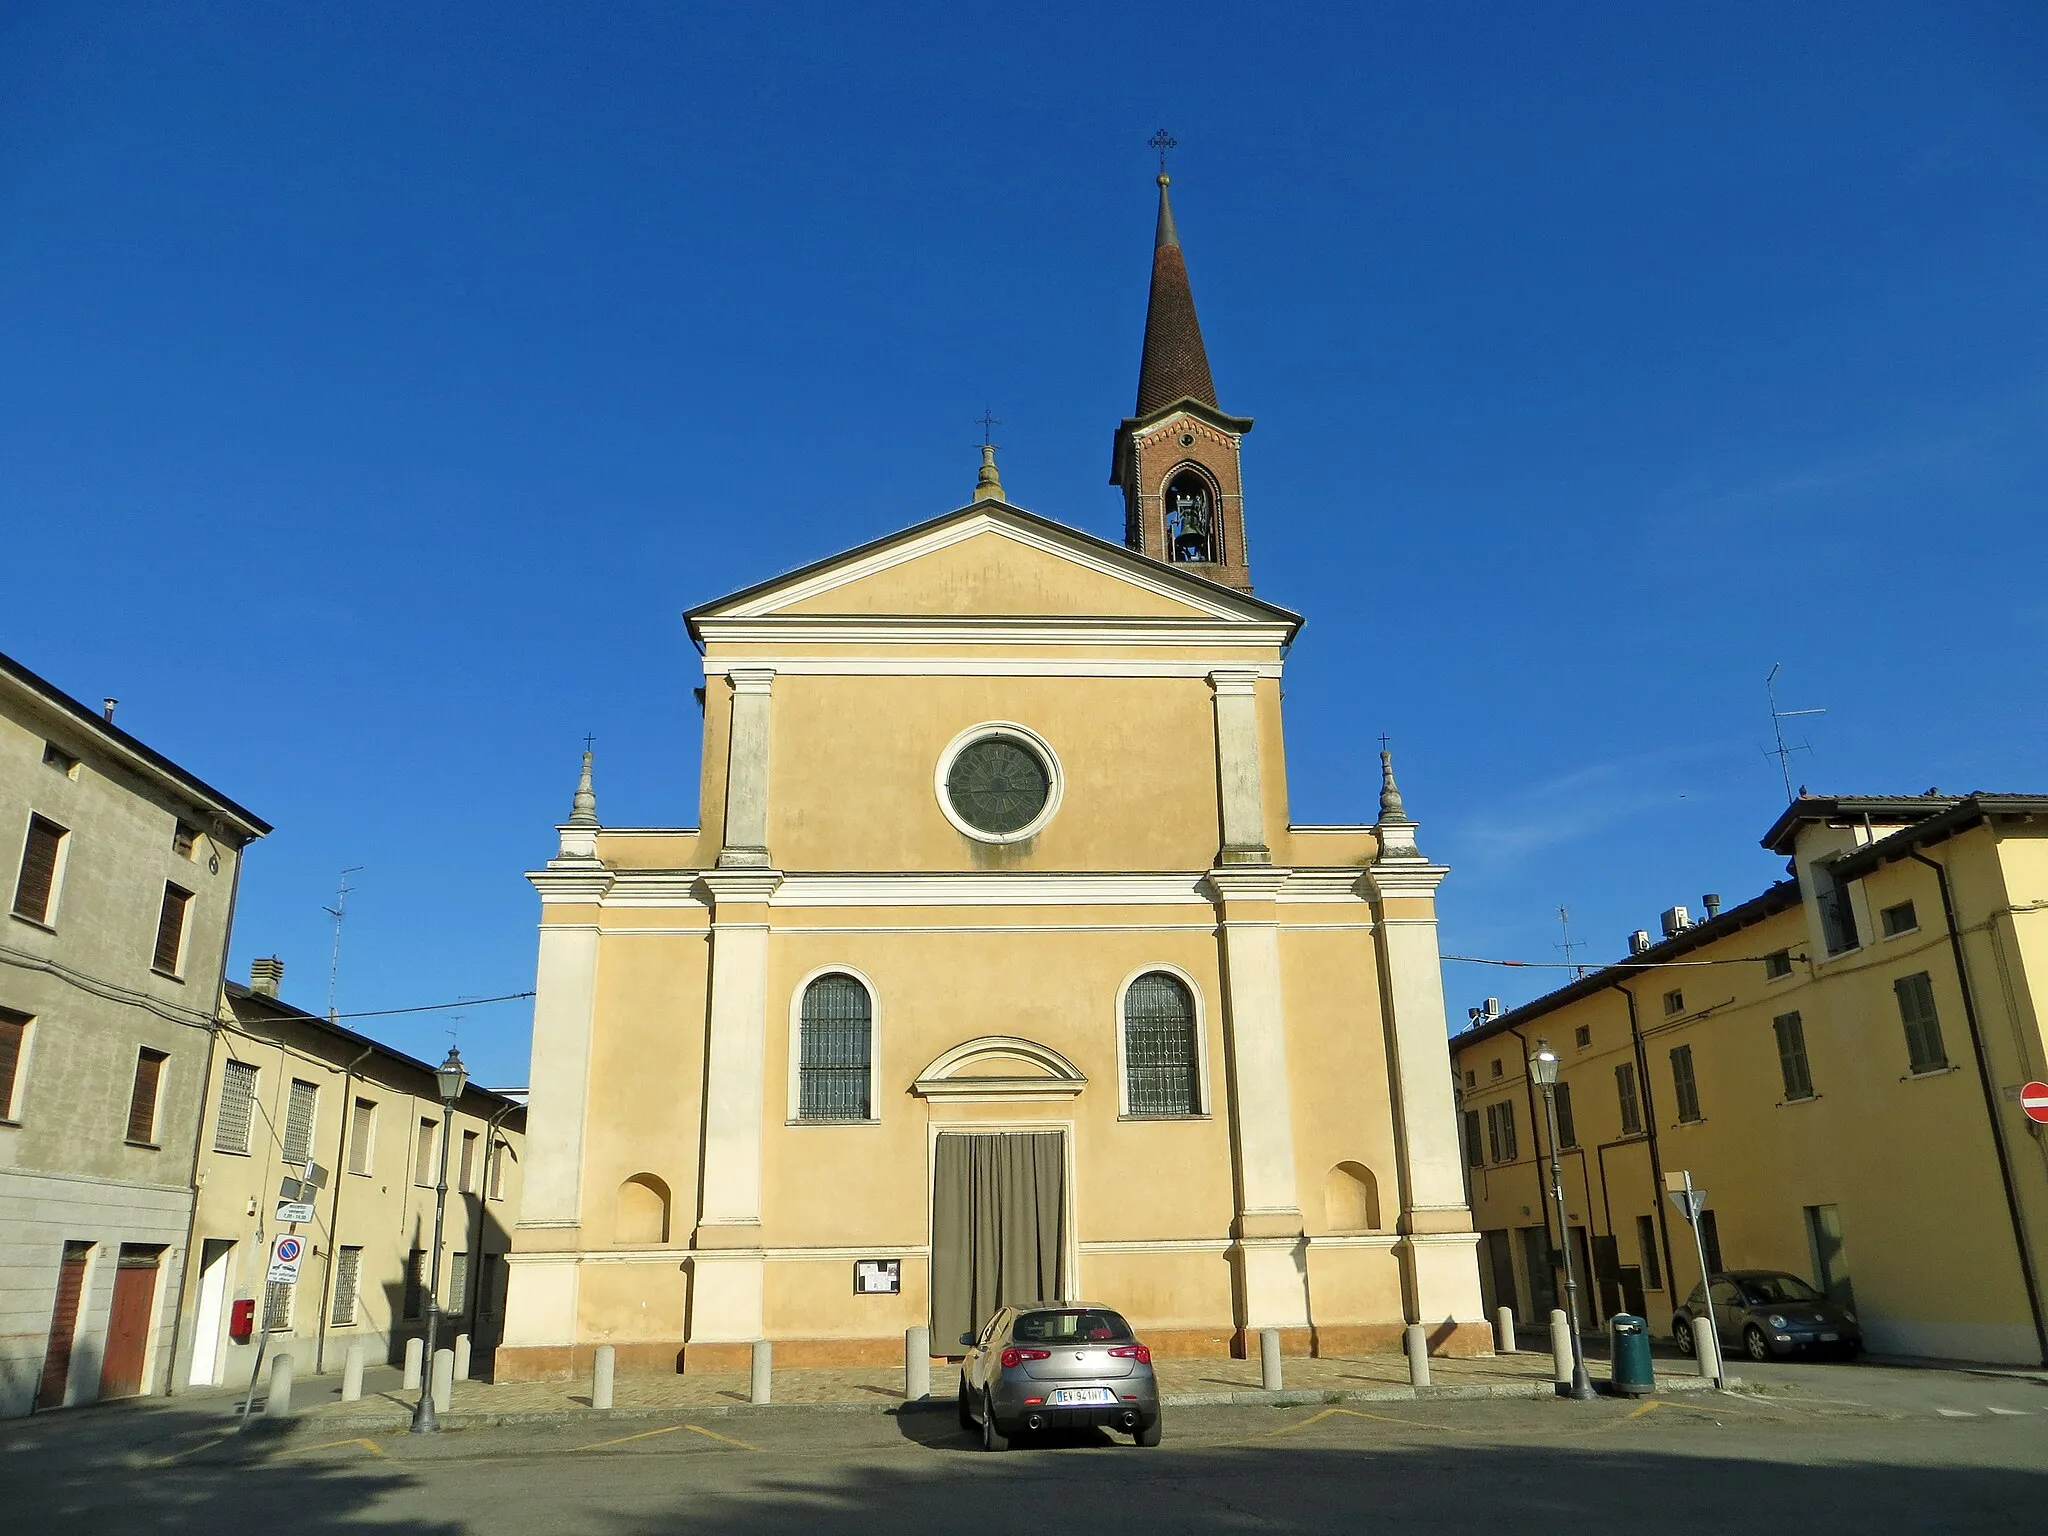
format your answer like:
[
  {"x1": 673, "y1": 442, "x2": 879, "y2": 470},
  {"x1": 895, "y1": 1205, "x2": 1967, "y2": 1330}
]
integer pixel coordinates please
[{"x1": 1112, "y1": 138, "x2": 1256, "y2": 592}]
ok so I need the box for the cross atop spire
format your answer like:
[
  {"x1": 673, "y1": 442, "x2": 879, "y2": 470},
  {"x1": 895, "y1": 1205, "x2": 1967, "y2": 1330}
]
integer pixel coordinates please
[{"x1": 1147, "y1": 127, "x2": 1176, "y2": 177}]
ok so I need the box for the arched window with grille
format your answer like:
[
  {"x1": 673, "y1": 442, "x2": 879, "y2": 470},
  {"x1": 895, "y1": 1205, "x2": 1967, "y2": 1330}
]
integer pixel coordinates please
[
  {"x1": 798, "y1": 972, "x2": 873, "y2": 1120},
  {"x1": 1123, "y1": 971, "x2": 1199, "y2": 1117}
]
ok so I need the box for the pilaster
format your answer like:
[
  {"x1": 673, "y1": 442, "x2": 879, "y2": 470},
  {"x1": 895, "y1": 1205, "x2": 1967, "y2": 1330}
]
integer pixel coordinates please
[
  {"x1": 1208, "y1": 669, "x2": 1270, "y2": 865},
  {"x1": 717, "y1": 668, "x2": 776, "y2": 869},
  {"x1": 517, "y1": 865, "x2": 612, "y2": 1229},
  {"x1": 1206, "y1": 866, "x2": 1307, "y2": 1332},
  {"x1": 689, "y1": 869, "x2": 780, "y2": 1341}
]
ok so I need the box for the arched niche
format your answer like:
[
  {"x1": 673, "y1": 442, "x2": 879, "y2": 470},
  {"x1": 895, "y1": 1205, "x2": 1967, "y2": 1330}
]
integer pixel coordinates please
[
  {"x1": 616, "y1": 1173, "x2": 671, "y2": 1245},
  {"x1": 1324, "y1": 1161, "x2": 1382, "y2": 1233}
]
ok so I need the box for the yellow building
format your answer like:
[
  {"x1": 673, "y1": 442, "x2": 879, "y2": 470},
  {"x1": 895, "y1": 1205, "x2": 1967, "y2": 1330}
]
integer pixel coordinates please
[
  {"x1": 1452, "y1": 793, "x2": 2048, "y2": 1367},
  {"x1": 177, "y1": 962, "x2": 526, "y2": 1391},
  {"x1": 495, "y1": 176, "x2": 1488, "y2": 1381}
]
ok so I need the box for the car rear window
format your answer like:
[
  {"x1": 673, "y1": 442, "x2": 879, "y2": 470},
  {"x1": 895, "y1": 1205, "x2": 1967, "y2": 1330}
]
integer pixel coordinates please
[
  {"x1": 1012, "y1": 1309, "x2": 1134, "y2": 1344},
  {"x1": 1740, "y1": 1275, "x2": 1824, "y2": 1305}
]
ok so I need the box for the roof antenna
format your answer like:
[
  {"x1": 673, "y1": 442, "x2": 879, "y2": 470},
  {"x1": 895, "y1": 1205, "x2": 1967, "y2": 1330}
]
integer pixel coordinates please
[
  {"x1": 323, "y1": 867, "x2": 365, "y2": 1023},
  {"x1": 1556, "y1": 905, "x2": 1586, "y2": 980},
  {"x1": 1764, "y1": 663, "x2": 1825, "y2": 804}
]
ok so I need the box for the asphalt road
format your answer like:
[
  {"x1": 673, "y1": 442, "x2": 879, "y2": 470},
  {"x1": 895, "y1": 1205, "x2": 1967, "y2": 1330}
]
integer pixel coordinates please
[{"x1": 5, "y1": 1361, "x2": 2044, "y2": 1534}]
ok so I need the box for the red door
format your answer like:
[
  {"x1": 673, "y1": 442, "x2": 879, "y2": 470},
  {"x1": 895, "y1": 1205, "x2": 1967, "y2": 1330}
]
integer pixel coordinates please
[
  {"x1": 99, "y1": 1248, "x2": 162, "y2": 1399},
  {"x1": 37, "y1": 1244, "x2": 91, "y2": 1410}
]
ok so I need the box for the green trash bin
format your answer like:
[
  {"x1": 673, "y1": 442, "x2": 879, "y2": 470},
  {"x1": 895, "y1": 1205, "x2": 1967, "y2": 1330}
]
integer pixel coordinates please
[{"x1": 1608, "y1": 1314, "x2": 1654, "y2": 1397}]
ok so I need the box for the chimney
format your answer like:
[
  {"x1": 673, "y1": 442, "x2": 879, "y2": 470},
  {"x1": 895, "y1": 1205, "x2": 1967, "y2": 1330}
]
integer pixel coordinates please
[
  {"x1": 102, "y1": 698, "x2": 118, "y2": 722},
  {"x1": 1702, "y1": 893, "x2": 1722, "y2": 919},
  {"x1": 250, "y1": 956, "x2": 284, "y2": 997}
]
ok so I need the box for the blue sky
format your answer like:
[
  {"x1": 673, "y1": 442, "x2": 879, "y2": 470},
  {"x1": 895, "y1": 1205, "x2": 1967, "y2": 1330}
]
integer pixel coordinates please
[{"x1": 4, "y1": 3, "x2": 2043, "y2": 1089}]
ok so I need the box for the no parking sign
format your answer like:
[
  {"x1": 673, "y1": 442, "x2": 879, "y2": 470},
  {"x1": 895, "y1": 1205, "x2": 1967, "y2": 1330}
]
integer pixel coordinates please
[{"x1": 268, "y1": 1235, "x2": 305, "y2": 1284}]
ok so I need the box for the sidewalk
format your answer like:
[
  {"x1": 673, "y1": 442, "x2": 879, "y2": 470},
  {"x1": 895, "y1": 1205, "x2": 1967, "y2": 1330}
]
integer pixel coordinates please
[{"x1": 286, "y1": 1346, "x2": 1730, "y2": 1433}]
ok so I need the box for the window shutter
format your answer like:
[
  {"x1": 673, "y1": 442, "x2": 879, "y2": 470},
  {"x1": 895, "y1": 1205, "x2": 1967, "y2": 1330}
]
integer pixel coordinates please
[
  {"x1": 415, "y1": 1119, "x2": 436, "y2": 1186},
  {"x1": 1670, "y1": 1045, "x2": 1701, "y2": 1122},
  {"x1": 13, "y1": 816, "x2": 64, "y2": 923},
  {"x1": 1895, "y1": 973, "x2": 1947, "y2": 1072},
  {"x1": 448, "y1": 1251, "x2": 469, "y2": 1314},
  {"x1": 798, "y1": 974, "x2": 873, "y2": 1120},
  {"x1": 1615, "y1": 1063, "x2": 1642, "y2": 1135},
  {"x1": 128, "y1": 1049, "x2": 167, "y2": 1143},
  {"x1": 347, "y1": 1098, "x2": 375, "y2": 1175},
  {"x1": 0, "y1": 1009, "x2": 27, "y2": 1117},
  {"x1": 281, "y1": 1079, "x2": 318, "y2": 1167},
  {"x1": 214, "y1": 1059, "x2": 258, "y2": 1153},
  {"x1": 1463, "y1": 1109, "x2": 1483, "y2": 1168},
  {"x1": 152, "y1": 885, "x2": 192, "y2": 974},
  {"x1": 331, "y1": 1247, "x2": 362, "y2": 1326},
  {"x1": 1500, "y1": 1101, "x2": 1517, "y2": 1161},
  {"x1": 1123, "y1": 973, "x2": 1198, "y2": 1117},
  {"x1": 1554, "y1": 1081, "x2": 1576, "y2": 1148},
  {"x1": 1773, "y1": 1012, "x2": 1813, "y2": 1100},
  {"x1": 403, "y1": 1248, "x2": 425, "y2": 1319}
]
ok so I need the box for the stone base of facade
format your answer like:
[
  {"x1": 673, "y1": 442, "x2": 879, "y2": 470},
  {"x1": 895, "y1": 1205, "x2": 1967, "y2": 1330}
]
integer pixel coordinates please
[{"x1": 491, "y1": 1342, "x2": 684, "y2": 1382}]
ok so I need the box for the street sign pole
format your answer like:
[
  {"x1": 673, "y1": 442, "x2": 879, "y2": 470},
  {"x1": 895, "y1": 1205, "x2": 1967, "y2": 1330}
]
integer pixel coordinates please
[{"x1": 1665, "y1": 1170, "x2": 1724, "y2": 1389}]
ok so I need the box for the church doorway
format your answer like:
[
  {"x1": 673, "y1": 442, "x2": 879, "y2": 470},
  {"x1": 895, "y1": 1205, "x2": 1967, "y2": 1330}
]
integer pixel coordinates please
[{"x1": 930, "y1": 1131, "x2": 1066, "y2": 1351}]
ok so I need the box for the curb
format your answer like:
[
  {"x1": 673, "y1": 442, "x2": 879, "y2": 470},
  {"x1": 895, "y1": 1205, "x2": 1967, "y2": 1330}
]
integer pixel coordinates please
[{"x1": 279, "y1": 1373, "x2": 1740, "y2": 1437}]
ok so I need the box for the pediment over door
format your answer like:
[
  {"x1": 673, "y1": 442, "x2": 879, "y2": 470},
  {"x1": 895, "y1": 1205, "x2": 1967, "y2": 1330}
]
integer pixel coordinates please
[{"x1": 911, "y1": 1035, "x2": 1088, "y2": 1103}]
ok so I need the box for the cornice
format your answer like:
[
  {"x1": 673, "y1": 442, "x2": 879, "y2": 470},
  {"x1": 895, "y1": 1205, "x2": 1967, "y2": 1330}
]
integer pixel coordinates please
[
  {"x1": 1362, "y1": 860, "x2": 1450, "y2": 900},
  {"x1": 1204, "y1": 867, "x2": 1294, "y2": 903},
  {"x1": 694, "y1": 616, "x2": 1295, "y2": 648},
  {"x1": 697, "y1": 869, "x2": 785, "y2": 905},
  {"x1": 527, "y1": 864, "x2": 616, "y2": 902}
]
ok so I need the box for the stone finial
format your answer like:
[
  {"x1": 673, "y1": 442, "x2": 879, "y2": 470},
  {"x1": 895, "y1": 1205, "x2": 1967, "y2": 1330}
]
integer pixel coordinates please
[
  {"x1": 568, "y1": 746, "x2": 598, "y2": 827},
  {"x1": 1374, "y1": 743, "x2": 1423, "y2": 863},
  {"x1": 973, "y1": 443, "x2": 1005, "y2": 503}
]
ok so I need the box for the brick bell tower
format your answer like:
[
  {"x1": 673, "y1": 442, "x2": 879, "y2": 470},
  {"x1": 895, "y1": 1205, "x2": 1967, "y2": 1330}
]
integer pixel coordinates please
[{"x1": 1111, "y1": 166, "x2": 1256, "y2": 592}]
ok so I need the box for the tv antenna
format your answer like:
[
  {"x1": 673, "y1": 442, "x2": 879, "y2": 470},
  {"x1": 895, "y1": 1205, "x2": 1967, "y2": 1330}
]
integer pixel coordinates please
[
  {"x1": 1764, "y1": 663, "x2": 1826, "y2": 803},
  {"x1": 323, "y1": 867, "x2": 365, "y2": 1023},
  {"x1": 1556, "y1": 905, "x2": 1586, "y2": 980}
]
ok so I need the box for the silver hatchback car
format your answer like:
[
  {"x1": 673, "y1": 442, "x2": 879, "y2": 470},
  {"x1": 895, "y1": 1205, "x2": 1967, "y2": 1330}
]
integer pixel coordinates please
[{"x1": 957, "y1": 1302, "x2": 1163, "y2": 1450}]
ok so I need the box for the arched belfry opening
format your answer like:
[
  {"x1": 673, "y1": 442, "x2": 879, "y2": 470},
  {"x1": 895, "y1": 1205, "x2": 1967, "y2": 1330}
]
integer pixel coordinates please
[{"x1": 1164, "y1": 468, "x2": 1219, "y2": 565}]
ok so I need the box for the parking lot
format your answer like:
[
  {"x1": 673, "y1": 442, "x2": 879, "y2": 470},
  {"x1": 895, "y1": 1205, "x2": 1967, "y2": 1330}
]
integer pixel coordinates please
[{"x1": 4, "y1": 1359, "x2": 2044, "y2": 1534}]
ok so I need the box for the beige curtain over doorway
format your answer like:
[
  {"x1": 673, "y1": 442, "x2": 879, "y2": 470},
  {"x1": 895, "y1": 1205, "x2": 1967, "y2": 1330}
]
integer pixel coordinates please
[{"x1": 931, "y1": 1131, "x2": 1064, "y2": 1350}]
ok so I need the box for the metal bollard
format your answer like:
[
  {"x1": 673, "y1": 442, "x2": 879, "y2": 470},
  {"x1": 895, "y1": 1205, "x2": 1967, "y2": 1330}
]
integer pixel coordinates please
[
  {"x1": 1549, "y1": 1309, "x2": 1572, "y2": 1388},
  {"x1": 750, "y1": 1339, "x2": 772, "y2": 1405},
  {"x1": 1404, "y1": 1323, "x2": 1431, "y2": 1387},
  {"x1": 1258, "y1": 1327, "x2": 1283, "y2": 1391},
  {"x1": 341, "y1": 1340, "x2": 365, "y2": 1402},
  {"x1": 1695, "y1": 1322, "x2": 1722, "y2": 1385},
  {"x1": 403, "y1": 1336, "x2": 425, "y2": 1390},
  {"x1": 593, "y1": 1344, "x2": 616, "y2": 1410},
  {"x1": 1495, "y1": 1305, "x2": 1517, "y2": 1354},
  {"x1": 454, "y1": 1332, "x2": 471, "y2": 1383},
  {"x1": 431, "y1": 1347, "x2": 454, "y2": 1414},
  {"x1": 266, "y1": 1353, "x2": 295, "y2": 1417},
  {"x1": 905, "y1": 1325, "x2": 931, "y2": 1401}
]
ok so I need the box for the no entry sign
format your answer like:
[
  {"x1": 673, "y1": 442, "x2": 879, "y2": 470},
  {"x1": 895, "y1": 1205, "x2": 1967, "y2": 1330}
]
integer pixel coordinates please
[{"x1": 2021, "y1": 1082, "x2": 2048, "y2": 1126}]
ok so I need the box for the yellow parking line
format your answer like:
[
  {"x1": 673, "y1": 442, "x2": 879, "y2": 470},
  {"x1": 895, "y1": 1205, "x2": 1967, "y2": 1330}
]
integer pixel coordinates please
[
  {"x1": 1264, "y1": 1406, "x2": 1458, "y2": 1438},
  {"x1": 151, "y1": 1436, "x2": 232, "y2": 1466},
  {"x1": 572, "y1": 1425, "x2": 689, "y2": 1452},
  {"x1": 685, "y1": 1423, "x2": 761, "y2": 1451},
  {"x1": 280, "y1": 1437, "x2": 386, "y2": 1458}
]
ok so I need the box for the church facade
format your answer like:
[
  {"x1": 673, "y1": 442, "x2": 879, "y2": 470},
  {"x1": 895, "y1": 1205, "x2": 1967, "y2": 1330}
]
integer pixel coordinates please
[{"x1": 497, "y1": 176, "x2": 1488, "y2": 1379}]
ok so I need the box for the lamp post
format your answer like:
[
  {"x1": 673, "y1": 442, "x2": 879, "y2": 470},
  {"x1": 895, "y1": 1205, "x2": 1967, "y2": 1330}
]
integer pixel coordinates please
[
  {"x1": 410, "y1": 1046, "x2": 467, "y2": 1434},
  {"x1": 1530, "y1": 1037, "x2": 1597, "y2": 1401}
]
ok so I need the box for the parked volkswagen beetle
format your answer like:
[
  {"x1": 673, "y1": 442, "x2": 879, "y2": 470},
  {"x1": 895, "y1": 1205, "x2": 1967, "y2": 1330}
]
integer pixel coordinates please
[
  {"x1": 957, "y1": 1302, "x2": 1163, "y2": 1450},
  {"x1": 1673, "y1": 1270, "x2": 1862, "y2": 1362}
]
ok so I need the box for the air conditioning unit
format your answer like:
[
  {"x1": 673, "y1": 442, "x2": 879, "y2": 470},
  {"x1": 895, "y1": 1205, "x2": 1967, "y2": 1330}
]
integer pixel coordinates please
[
  {"x1": 1483, "y1": 997, "x2": 1501, "y2": 1020},
  {"x1": 1660, "y1": 906, "x2": 1691, "y2": 939},
  {"x1": 1628, "y1": 929, "x2": 1653, "y2": 956}
]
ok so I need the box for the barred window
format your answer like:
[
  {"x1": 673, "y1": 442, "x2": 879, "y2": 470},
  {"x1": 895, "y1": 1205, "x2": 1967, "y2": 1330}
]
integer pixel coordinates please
[
  {"x1": 331, "y1": 1246, "x2": 362, "y2": 1326},
  {"x1": 214, "y1": 1059, "x2": 258, "y2": 1154},
  {"x1": 281, "y1": 1078, "x2": 318, "y2": 1168},
  {"x1": 798, "y1": 974, "x2": 872, "y2": 1120},
  {"x1": 263, "y1": 1279, "x2": 294, "y2": 1333},
  {"x1": 1124, "y1": 972, "x2": 1198, "y2": 1117},
  {"x1": 448, "y1": 1251, "x2": 469, "y2": 1316},
  {"x1": 403, "y1": 1248, "x2": 425, "y2": 1320}
]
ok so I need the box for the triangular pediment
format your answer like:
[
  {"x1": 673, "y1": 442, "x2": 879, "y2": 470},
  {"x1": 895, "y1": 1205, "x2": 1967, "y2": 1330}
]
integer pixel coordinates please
[{"x1": 687, "y1": 502, "x2": 1299, "y2": 630}]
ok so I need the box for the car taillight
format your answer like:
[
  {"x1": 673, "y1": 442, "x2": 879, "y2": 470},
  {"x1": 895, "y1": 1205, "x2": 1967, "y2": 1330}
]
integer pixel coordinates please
[
  {"x1": 1000, "y1": 1347, "x2": 1051, "y2": 1369},
  {"x1": 1108, "y1": 1345, "x2": 1152, "y2": 1364}
]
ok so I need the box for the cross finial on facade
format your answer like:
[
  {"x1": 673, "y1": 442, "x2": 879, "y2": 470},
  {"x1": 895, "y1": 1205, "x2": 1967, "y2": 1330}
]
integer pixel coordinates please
[
  {"x1": 1148, "y1": 128, "x2": 1176, "y2": 178},
  {"x1": 976, "y1": 409, "x2": 1001, "y2": 448}
]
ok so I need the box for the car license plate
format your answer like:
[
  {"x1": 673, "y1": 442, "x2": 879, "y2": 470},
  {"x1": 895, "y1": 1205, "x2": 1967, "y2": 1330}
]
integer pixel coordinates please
[
  {"x1": 1819, "y1": 1332, "x2": 1838, "y2": 1342},
  {"x1": 1047, "y1": 1388, "x2": 1116, "y2": 1406}
]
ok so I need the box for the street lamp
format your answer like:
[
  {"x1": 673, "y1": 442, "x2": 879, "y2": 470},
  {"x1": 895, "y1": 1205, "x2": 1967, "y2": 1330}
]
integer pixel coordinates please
[
  {"x1": 1530, "y1": 1037, "x2": 1597, "y2": 1401},
  {"x1": 410, "y1": 1045, "x2": 467, "y2": 1434}
]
